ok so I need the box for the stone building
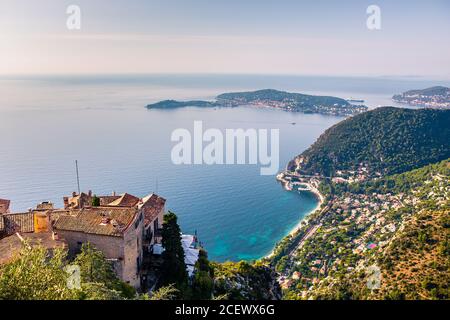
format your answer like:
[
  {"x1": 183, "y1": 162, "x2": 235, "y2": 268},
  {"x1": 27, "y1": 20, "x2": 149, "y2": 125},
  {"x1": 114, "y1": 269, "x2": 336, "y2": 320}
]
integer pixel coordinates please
[
  {"x1": 0, "y1": 192, "x2": 166, "y2": 289},
  {"x1": 53, "y1": 206, "x2": 145, "y2": 288},
  {"x1": 63, "y1": 191, "x2": 165, "y2": 248},
  {"x1": 57, "y1": 191, "x2": 166, "y2": 288}
]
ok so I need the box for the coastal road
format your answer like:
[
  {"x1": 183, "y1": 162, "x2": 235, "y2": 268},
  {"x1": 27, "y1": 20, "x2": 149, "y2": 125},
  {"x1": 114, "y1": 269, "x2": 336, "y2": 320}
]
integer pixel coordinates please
[{"x1": 286, "y1": 201, "x2": 333, "y2": 261}]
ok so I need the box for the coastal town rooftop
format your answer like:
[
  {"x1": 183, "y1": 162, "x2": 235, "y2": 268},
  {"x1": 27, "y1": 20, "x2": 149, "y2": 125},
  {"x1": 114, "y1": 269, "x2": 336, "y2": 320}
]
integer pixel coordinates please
[
  {"x1": 0, "y1": 232, "x2": 66, "y2": 264},
  {"x1": 53, "y1": 206, "x2": 139, "y2": 237}
]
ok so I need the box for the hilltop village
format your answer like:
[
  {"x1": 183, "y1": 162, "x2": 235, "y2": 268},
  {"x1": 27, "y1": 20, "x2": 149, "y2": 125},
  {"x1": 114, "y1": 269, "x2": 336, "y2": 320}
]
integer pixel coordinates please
[{"x1": 0, "y1": 191, "x2": 200, "y2": 292}]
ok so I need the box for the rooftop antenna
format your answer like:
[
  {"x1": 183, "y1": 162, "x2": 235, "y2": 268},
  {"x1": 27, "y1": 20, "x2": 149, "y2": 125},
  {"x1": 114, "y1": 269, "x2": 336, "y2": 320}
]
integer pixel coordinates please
[
  {"x1": 155, "y1": 177, "x2": 158, "y2": 194},
  {"x1": 75, "y1": 160, "x2": 81, "y2": 194}
]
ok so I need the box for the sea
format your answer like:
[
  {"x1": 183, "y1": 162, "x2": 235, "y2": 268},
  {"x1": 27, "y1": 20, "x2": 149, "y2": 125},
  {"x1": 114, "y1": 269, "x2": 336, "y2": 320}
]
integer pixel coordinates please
[{"x1": 0, "y1": 74, "x2": 448, "y2": 261}]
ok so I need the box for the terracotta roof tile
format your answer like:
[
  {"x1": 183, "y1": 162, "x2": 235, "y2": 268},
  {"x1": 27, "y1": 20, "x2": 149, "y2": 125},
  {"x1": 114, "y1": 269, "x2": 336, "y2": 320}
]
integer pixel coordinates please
[
  {"x1": 53, "y1": 207, "x2": 138, "y2": 237},
  {"x1": 0, "y1": 232, "x2": 66, "y2": 264},
  {"x1": 107, "y1": 193, "x2": 140, "y2": 207},
  {"x1": 140, "y1": 194, "x2": 166, "y2": 227}
]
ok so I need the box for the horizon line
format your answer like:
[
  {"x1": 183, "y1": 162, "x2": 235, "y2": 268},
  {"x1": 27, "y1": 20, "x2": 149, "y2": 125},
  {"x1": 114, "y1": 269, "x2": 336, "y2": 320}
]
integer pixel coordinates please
[{"x1": 1, "y1": 72, "x2": 450, "y2": 82}]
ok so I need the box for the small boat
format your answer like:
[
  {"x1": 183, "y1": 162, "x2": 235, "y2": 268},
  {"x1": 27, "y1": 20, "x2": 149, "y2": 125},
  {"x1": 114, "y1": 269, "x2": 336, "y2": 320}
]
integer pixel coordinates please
[{"x1": 291, "y1": 122, "x2": 296, "y2": 125}]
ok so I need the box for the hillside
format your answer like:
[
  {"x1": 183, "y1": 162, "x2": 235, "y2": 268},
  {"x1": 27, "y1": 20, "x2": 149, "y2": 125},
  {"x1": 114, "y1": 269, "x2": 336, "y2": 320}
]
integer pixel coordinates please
[
  {"x1": 212, "y1": 261, "x2": 281, "y2": 300},
  {"x1": 398, "y1": 86, "x2": 449, "y2": 97},
  {"x1": 217, "y1": 89, "x2": 352, "y2": 109},
  {"x1": 290, "y1": 107, "x2": 450, "y2": 176},
  {"x1": 276, "y1": 159, "x2": 449, "y2": 300}
]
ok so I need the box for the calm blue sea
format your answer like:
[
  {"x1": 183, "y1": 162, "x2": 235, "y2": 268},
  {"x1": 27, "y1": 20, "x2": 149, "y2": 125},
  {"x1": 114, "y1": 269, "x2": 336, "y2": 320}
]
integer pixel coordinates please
[{"x1": 0, "y1": 74, "x2": 448, "y2": 261}]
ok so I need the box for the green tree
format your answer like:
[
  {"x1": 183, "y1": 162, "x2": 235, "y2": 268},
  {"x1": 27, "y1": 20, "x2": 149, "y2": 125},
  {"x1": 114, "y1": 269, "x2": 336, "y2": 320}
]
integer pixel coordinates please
[
  {"x1": 140, "y1": 284, "x2": 179, "y2": 300},
  {"x1": 79, "y1": 282, "x2": 123, "y2": 300},
  {"x1": 91, "y1": 195, "x2": 100, "y2": 207},
  {"x1": 74, "y1": 243, "x2": 136, "y2": 299},
  {"x1": 192, "y1": 249, "x2": 214, "y2": 299},
  {"x1": 0, "y1": 243, "x2": 76, "y2": 300},
  {"x1": 74, "y1": 243, "x2": 117, "y2": 284},
  {"x1": 160, "y1": 212, "x2": 188, "y2": 293}
]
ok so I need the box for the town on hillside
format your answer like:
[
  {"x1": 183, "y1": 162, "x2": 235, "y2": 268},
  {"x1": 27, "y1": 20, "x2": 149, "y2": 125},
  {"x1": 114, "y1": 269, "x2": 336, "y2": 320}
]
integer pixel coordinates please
[
  {"x1": 273, "y1": 159, "x2": 449, "y2": 299},
  {"x1": 0, "y1": 191, "x2": 201, "y2": 293}
]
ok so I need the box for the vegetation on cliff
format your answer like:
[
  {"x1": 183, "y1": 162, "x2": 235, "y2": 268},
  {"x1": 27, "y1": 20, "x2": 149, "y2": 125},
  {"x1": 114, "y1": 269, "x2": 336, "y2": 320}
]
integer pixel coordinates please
[
  {"x1": 295, "y1": 107, "x2": 450, "y2": 176},
  {"x1": 212, "y1": 260, "x2": 281, "y2": 300},
  {"x1": 0, "y1": 242, "x2": 136, "y2": 300}
]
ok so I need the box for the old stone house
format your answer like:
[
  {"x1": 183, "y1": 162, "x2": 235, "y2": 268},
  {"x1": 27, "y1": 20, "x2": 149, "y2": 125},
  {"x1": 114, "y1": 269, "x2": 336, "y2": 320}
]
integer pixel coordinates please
[
  {"x1": 63, "y1": 191, "x2": 165, "y2": 248},
  {"x1": 56, "y1": 191, "x2": 166, "y2": 288},
  {"x1": 1, "y1": 191, "x2": 166, "y2": 290},
  {"x1": 53, "y1": 206, "x2": 145, "y2": 288}
]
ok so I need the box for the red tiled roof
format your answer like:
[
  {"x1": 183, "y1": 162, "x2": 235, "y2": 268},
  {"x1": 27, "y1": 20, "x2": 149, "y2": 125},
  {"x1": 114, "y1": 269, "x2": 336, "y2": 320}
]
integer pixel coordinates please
[
  {"x1": 99, "y1": 195, "x2": 121, "y2": 206},
  {"x1": 0, "y1": 232, "x2": 66, "y2": 264},
  {"x1": 107, "y1": 193, "x2": 140, "y2": 207},
  {"x1": 53, "y1": 206, "x2": 138, "y2": 237},
  {"x1": 0, "y1": 199, "x2": 11, "y2": 213},
  {"x1": 140, "y1": 194, "x2": 166, "y2": 227}
]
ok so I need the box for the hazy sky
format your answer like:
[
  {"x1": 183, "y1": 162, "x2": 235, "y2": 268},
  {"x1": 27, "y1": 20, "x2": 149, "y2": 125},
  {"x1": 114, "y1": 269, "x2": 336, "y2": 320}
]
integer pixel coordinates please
[{"x1": 1, "y1": 0, "x2": 449, "y2": 78}]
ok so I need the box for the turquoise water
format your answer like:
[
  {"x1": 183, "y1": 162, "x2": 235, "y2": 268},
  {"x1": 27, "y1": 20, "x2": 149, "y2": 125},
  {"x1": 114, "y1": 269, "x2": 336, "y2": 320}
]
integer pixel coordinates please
[{"x1": 0, "y1": 74, "x2": 447, "y2": 261}]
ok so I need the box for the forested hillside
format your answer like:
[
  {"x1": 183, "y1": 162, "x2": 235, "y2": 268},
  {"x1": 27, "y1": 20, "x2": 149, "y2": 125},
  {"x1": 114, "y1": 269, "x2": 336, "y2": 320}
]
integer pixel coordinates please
[{"x1": 295, "y1": 107, "x2": 450, "y2": 176}]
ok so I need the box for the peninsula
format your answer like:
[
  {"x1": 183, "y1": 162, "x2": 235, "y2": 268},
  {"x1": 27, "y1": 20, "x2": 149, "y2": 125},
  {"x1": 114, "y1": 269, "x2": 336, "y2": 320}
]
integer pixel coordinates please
[
  {"x1": 146, "y1": 89, "x2": 368, "y2": 116},
  {"x1": 392, "y1": 86, "x2": 450, "y2": 109}
]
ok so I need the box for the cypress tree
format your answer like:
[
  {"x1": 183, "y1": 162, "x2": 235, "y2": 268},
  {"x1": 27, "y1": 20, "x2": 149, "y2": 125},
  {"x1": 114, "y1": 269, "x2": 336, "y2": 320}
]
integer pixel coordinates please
[{"x1": 160, "y1": 212, "x2": 188, "y2": 292}]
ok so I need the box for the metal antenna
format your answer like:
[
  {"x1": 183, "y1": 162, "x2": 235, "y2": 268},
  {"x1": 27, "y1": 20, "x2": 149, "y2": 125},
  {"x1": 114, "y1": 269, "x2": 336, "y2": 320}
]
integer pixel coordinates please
[
  {"x1": 155, "y1": 177, "x2": 158, "y2": 194},
  {"x1": 75, "y1": 160, "x2": 81, "y2": 194}
]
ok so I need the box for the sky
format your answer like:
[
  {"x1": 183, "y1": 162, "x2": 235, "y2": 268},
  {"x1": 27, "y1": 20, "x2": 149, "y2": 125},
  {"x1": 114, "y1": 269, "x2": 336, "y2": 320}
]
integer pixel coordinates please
[{"x1": 0, "y1": 0, "x2": 449, "y2": 78}]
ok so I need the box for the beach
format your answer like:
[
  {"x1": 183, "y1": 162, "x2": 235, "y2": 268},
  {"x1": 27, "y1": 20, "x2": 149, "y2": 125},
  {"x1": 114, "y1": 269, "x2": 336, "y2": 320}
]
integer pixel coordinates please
[{"x1": 264, "y1": 178, "x2": 325, "y2": 259}]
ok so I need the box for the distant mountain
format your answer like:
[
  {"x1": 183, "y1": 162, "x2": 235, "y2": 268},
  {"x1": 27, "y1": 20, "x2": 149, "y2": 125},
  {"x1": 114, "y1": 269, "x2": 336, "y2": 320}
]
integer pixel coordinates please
[
  {"x1": 398, "y1": 86, "x2": 449, "y2": 97},
  {"x1": 291, "y1": 107, "x2": 450, "y2": 176},
  {"x1": 146, "y1": 89, "x2": 368, "y2": 116},
  {"x1": 393, "y1": 86, "x2": 450, "y2": 108}
]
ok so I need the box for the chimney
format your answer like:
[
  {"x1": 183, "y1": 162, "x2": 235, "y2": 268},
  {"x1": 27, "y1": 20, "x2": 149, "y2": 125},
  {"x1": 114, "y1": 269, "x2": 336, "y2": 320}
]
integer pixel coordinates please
[
  {"x1": 112, "y1": 191, "x2": 116, "y2": 196},
  {"x1": 88, "y1": 190, "x2": 92, "y2": 197},
  {"x1": 72, "y1": 191, "x2": 77, "y2": 197},
  {"x1": 100, "y1": 217, "x2": 111, "y2": 225},
  {"x1": 63, "y1": 197, "x2": 69, "y2": 209}
]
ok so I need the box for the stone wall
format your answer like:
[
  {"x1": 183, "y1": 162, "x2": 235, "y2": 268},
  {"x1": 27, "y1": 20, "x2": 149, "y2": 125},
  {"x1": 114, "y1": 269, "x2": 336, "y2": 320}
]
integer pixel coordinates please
[
  {"x1": 55, "y1": 211, "x2": 145, "y2": 289},
  {"x1": 0, "y1": 212, "x2": 34, "y2": 237},
  {"x1": 122, "y1": 211, "x2": 144, "y2": 288}
]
